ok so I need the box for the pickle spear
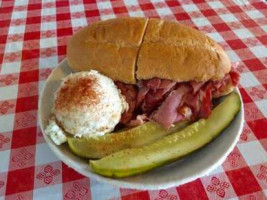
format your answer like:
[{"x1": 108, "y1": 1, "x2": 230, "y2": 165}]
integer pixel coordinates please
[
  {"x1": 90, "y1": 92, "x2": 241, "y2": 178},
  {"x1": 68, "y1": 120, "x2": 189, "y2": 159}
]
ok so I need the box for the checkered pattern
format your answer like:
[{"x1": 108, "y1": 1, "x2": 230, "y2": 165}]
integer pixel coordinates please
[{"x1": 0, "y1": 0, "x2": 267, "y2": 199}]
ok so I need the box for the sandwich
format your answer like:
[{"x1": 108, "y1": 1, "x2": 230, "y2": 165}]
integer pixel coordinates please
[
  {"x1": 44, "y1": 17, "x2": 241, "y2": 177},
  {"x1": 67, "y1": 17, "x2": 239, "y2": 129}
]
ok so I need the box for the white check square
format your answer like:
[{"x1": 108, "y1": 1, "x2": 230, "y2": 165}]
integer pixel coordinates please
[
  {"x1": 11, "y1": 11, "x2": 27, "y2": 20},
  {"x1": 0, "y1": 150, "x2": 10, "y2": 172},
  {"x1": 220, "y1": 14, "x2": 238, "y2": 23},
  {"x1": 101, "y1": 14, "x2": 116, "y2": 20},
  {"x1": 255, "y1": 99, "x2": 267, "y2": 118},
  {"x1": 128, "y1": 10, "x2": 144, "y2": 17},
  {"x1": 124, "y1": 0, "x2": 139, "y2": 6},
  {"x1": 70, "y1": 4, "x2": 85, "y2": 13},
  {"x1": 14, "y1": 0, "x2": 29, "y2": 6},
  {"x1": 156, "y1": 7, "x2": 172, "y2": 17},
  {"x1": 39, "y1": 56, "x2": 58, "y2": 68},
  {"x1": 192, "y1": 17, "x2": 211, "y2": 26},
  {"x1": 151, "y1": 0, "x2": 165, "y2": 2},
  {"x1": 71, "y1": 18, "x2": 87, "y2": 28},
  {"x1": 250, "y1": 46, "x2": 267, "y2": 58},
  {"x1": 8, "y1": 25, "x2": 26, "y2": 35},
  {"x1": 240, "y1": 72, "x2": 260, "y2": 88},
  {"x1": 0, "y1": 85, "x2": 18, "y2": 101},
  {"x1": 207, "y1": 165, "x2": 224, "y2": 176},
  {"x1": 33, "y1": 184, "x2": 63, "y2": 200},
  {"x1": 0, "y1": 114, "x2": 15, "y2": 132},
  {"x1": 4, "y1": 41, "x2": 23, "y2": 53},
  {"x1": 246, "y1": 10, "x2": 265, "y2": 19},
  {"x1": 233, "y1": 0, "x2": 249, "y2": 5},
  {"x1": 208, "y1": 1, "x2": 224, "y2": 9},
  {"x1": 91, "y1": 179, "x2": 121, "y2": 200},
  {"x1": 226, "y1": 50, "x2": 240, "y2": 62},
  {"x1": 1, "y1": 62, "x2": 21, "y2": 75},
  {"x1": 35, "y1": 143, "x2": 59, "y2": 165},
  {"x1": 40, "y1": 38, "x2": 57, "y2": 48},
  {"x1": 97, "y1": 1, "x2": 112, "y2": 10},
  {"x1": 238, "y1": 141, "x2": 267, "y2": 165},
  {"x1": 182, "y1": 4, "x2": 199, "y2": 12},
  {"x1": 41, "y1": 21, "x2": 57, "y2": 31},
  {"x1": 41, "y1": 8, "x2": 56, "y2": 16},
  {"x1": 262, "y1": 25, "x2": 267, "y2": 33},
  {"x1": 233, "y1": 29, "x2": 254, "y2": 39},
  {"x1": 207, "y1": 32, "x2": 224, "y2": 42}
]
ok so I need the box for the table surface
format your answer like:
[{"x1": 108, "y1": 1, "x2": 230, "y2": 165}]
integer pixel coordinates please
[{"x1": 0, "y1": 0, "x2": 267, "y2": 199}]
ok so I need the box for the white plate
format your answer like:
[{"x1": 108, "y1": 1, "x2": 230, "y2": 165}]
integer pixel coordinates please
[{"x1": 39, "y1": 58, "x2": 244, "y2": 190}]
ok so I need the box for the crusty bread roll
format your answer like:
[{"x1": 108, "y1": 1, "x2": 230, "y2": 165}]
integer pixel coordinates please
[
  {"x1": 67, "y1": 18, "x2": 148, "y2": 84},
  {"x1": 136, "y1": 18, "x2": 231, "y2": 82},
  {"x1": 67, "y1": 17, "x2": 231, "y2": 84}
]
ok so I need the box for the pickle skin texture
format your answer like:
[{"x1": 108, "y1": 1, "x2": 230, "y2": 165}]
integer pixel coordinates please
[
  {"x1": 68, "y1": 120, "x2": 190, "y2": 159},
  {"x1": 90, "y1": 92, "x2": 241, "y2": 178}
]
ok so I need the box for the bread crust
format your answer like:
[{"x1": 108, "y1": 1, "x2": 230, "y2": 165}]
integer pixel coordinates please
[
  {"x1": 67, "y1": 18, "x2": 231, "y2": 83},
  {"x1": 67, "y1": 17, "x2": 148, "y2": 84},
  {"x1": 136, "y1": 18, "x2": 231, "y2": 82}
]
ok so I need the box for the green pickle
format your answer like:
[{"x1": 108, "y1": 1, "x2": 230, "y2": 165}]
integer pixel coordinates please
[
  {"x1": 68, "y1": 120, "x2": 190, "y2": 159},
  {"x1": 90, "y1": 92, "x2": 241, "y2": 178}
]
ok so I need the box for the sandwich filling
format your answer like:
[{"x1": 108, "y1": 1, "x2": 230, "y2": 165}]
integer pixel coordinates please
[{"x1": 116, "y1": 63, "x2": 240, "y2": 128}]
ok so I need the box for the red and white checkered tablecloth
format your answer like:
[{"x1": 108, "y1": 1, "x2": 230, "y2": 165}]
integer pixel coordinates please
[{"x1": 0, "y1": 0, "x2": 267, "y2": 199}]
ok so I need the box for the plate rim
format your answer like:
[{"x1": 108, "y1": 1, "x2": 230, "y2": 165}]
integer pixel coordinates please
[{"x1": 38, "y1": 58, "x2": 244, "y2": 190}]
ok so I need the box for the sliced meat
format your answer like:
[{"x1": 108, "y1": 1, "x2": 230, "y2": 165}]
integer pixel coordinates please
[
  {"x1": 136, "y1": 86, "x2": 149, "y2": 107},
  {"x1": 184, "y1": 93, "x2": 200, "y2": 114},
  {"x1": 115, "y1": 82, "x2": 137, "y2": 124},
  {"x1": 146, "y1": 78, "x2": 161, "y2": 90},
  {"x1": 199, "y1": 84, "x2": 212, "y2": 118},
  {"x1": 190, "y1": 81, "x2": 205, "y2": 93},
  {"x1": 141, "y1": 79, "x2": 176, "y2": 112},
  {"x1": 152, "y1": 85, "x2": 191, "y2": 128},
  {"x1": 116, "y1": 63, "x2": 240, "y2": 128},
  {"x1": 229, "y1": 70, "x2": 240, "y2": 86}
]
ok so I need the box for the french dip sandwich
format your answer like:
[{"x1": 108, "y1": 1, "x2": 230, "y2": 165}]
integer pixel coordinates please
[{"x1": 45, "y1": 17, "x2": 241, "y2": 177}]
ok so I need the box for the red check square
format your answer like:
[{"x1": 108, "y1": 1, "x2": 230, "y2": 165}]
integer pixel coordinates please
[
  {"x1": 57, "y1": 27, "x2": 72, "y2": 37},
  {"x1": 140, "y1": 3, "x2": 154, "y2": 11},
  {"x1": 239, "y1": 88, "x2": 253, "y2": 103},
  {"x1": 11, "y1": 127, "x2": 36, "y2": 148},
  {"x1": 28, "y1": 3, "x2": 41, "y2": 10},
  {"x1": 16, "y1": 96, "x2": 38, "y2": 113},
  {"x1": 227, "y1": 6, "x2": 243, "y2": 13},
  {"x1": 22, "y1": 49, "x2": 40, "y2": 60},
  {"x1": 113, "y1": 6, "x2": 128, "y2": 14},
  {"x1": 85, "y1": 10, "x2": 100, "y2": 18},
  {"x1": 243, "y1": 59, "x2": 266, "y2": 71},
  {"x1": 19, "y1": 70, "x2": 39, "y2": 84},
  {"x1": 226, "y1": 167, "x2": 261, "y2": 196},
  {"x1": 26, "y1": 16, "x2": 41, "y2": 25},
  {"x1": 213, "y1": 23, "x2": 231, "y2": 32},
  {"x1": 62, "y1": 163, "x2": 85, "y2": 183},
  {"x1": 24, "y1": 31, "x2": 40, "y2": 41},
  {"x1": 227, "y1": 39, "x2": 247, "y2": 50},
  {"x1": 175, "y1": 13, "x2": 191, "y2": 20},
  {"x1": 166, "y1": 1, "x2": 180, "y2": 7},
  {"x1": 5, "y1": 167, "x2": 34, "y2": 195},
  {"x1": 122, "y1": 191, "x2": 150, "y2": 200},
  {"x1": 177, "y1": 179, "x2": 209, "y2": 200},
  {"x1": 57, "y1": 13, "x2": 71, "y2": 21},
  {"x1": 242, "y1": 19, "x2": 258, "y2": 28},
  {"x1": 201, "y1": 9, "x2": 217, "y2": 17},
  {"x1": 248, "y1": 118, "x2": 267, "y2": 140}
]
